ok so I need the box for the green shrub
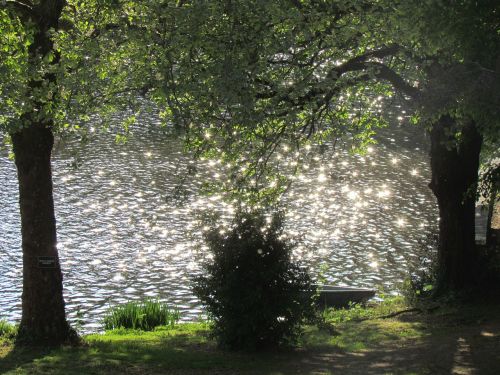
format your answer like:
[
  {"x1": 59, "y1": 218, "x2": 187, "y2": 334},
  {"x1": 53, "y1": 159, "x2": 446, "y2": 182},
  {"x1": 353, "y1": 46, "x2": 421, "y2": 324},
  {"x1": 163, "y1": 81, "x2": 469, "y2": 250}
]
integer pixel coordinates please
[
  {"x1": 0, "y1": 319, "x2": 17, "y2": 339},
  {"x1": 193, "y1": 210, "x2": 316, "y2": 351},
  {"x1": 402, "y1": 231, "x2": 438, "y2": 303},
  {"x1": 102, "y1": 299, "x2": 180, "y2": 331}
]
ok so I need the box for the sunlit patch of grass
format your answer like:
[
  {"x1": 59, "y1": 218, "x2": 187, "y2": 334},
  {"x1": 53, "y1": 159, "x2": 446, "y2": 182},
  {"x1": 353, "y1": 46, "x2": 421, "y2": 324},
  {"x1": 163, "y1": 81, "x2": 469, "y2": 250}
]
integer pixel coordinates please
[
  {"x1": 87, "y1": 322, "x2": 212, "y2": 347},
  {"x1": 0, "y1": 320, "x2": 16, "y2": 339},
  {"x1": 322, "y1": 296, "x2": 407, "y2": 324},
  {"x1": 301, "y1": 297, "x2": 426, "y2": 351},
  {"x1": 302, "y1": 319, "x2": 425, "y2": 352}
]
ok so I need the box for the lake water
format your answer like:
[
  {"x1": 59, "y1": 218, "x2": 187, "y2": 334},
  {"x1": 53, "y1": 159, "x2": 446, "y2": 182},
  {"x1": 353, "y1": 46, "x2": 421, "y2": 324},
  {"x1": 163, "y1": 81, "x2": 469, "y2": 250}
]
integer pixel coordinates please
[{"x1": 0, "y1": 113, "x2": 438, "y2": 332}]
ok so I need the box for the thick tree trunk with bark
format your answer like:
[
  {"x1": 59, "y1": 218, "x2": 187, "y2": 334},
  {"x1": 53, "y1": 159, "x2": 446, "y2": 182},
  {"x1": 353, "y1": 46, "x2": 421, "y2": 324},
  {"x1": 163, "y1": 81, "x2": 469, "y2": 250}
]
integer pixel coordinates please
[
  {"x1": 12, "y1": 125, "x2": 72, "y2": 344},
  {"x1": 9, "y1": 0, "x2": 74, "y2": 345},
  {"x1": 429, "y1": 115, "x2": 482, "y2": 295}
]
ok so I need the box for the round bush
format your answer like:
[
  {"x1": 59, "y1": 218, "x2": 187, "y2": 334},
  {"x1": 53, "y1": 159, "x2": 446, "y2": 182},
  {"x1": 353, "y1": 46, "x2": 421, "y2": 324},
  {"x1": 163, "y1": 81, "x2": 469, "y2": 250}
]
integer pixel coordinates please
[{"x1": 193, "y1": 210, "x2": 315, "y2": 350}]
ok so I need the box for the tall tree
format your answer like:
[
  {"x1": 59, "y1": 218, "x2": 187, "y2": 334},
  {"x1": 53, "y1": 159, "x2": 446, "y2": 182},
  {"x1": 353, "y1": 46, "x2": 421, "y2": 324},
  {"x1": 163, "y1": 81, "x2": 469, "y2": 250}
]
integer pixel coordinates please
[
  {"x1": 390, "y1": 0, "x2": 500, "y2": 293},
  {"x1": 1, "y1": 0, "x2": 160, "y2": 344},
  {"x1": 155, "y1": 0, "x2": 499, "y2": 294},
  {"x1": 2, "y1": 0, "x2": 73, "y2": 345}
]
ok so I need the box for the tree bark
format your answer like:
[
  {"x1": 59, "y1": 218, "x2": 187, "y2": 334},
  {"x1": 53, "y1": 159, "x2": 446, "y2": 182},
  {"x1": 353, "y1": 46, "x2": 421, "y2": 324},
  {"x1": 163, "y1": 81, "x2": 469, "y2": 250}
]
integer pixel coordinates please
[
  {"x1": 9, "y1": 0, "x2": 74, "y2": 345},
  {"x1": 12, "y1": 125, "x2": 72, "y2": 345},
  {"x1": 429, "y1": 115, "x2": 482, "y2": 295}
]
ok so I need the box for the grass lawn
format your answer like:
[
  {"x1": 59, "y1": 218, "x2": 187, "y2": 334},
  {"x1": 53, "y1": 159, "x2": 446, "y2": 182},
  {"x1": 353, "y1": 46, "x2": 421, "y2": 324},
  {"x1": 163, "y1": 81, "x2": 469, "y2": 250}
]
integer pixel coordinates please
[{"x1": 1, "y1": 299, "x2": 499, "y2": 374}]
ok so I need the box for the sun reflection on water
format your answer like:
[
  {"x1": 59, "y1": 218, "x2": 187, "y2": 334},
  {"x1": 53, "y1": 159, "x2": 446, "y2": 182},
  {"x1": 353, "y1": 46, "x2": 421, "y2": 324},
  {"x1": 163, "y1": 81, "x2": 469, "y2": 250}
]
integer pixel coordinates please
[{"x1": 0, "y1": 114, "x2": 437, "y2": 331}]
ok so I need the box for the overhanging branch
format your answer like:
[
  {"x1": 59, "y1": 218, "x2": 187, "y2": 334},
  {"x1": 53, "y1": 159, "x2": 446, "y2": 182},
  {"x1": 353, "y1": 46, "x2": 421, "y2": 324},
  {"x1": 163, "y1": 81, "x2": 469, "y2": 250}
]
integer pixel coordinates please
[
  {"x1": 263, "y1": 45, "x2": 421, "y2": 109},
  {"x1": 4, "y1": 0, "x2": 34, "y2": 20},
  {"x1": 368, "y1": 62, "x2": 420, "y2": 98}
]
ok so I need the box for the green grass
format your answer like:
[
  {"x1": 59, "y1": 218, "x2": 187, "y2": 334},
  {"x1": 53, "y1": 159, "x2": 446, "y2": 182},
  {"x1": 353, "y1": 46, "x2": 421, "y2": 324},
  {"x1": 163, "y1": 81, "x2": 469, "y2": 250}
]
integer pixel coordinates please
[
  {"x1": 102, "y1": 299, "x2": 180, "y2": 331},
  {"x1": 322, "y1": 295, "x2": 407, "y2": 324},
  {"x1": 303, "y1": 318, "x2": 425, "y2": 352},
  {"x1": 0, "y1": 319, "x2": 436, "y2": 375},
  {"x1": 2, "y1": 300, "x2": 499, "y2": 375},
  {"x1": 0, "y1": 320, "x2": 17, "y2": 340},
  {"x1": 0, "y1": 323, "x2": 279, "y2": 374}
]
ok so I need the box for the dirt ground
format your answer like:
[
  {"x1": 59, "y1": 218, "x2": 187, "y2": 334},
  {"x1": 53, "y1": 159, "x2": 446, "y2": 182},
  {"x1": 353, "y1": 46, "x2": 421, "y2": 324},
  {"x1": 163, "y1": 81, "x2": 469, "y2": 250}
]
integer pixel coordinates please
[{"x1": 294, "y1": 321, "x2": 500, "y2": 375}]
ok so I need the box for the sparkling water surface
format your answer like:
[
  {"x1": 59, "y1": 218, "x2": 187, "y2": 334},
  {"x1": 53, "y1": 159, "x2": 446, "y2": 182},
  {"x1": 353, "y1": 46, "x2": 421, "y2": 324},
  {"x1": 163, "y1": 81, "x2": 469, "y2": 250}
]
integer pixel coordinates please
[{"x1": 0, "y1": 113, "x2": 437, "y2": 332}]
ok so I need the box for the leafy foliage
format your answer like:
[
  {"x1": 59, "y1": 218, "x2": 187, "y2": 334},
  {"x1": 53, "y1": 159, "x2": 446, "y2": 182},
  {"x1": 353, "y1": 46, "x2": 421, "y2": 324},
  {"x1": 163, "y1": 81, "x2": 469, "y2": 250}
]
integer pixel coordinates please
[
  {"x1": 0, "y1": 8, "x2": 29, "y2": 132},
  {"x1": 143, "y1": 0, "x2": 498, "y2": 205},
  {"x1": 151, "y1": 1, "x2": 396, "y2": 203},
  {"x1": 388, "y1": 0, "x2": 500, "y2": 148},
  {"x1": 0, "y1": 319, "x2": 17, "y2": 339},
  {"x1": 478, "y1": 162, "x2": 500, "y2": 203},
  {"x1": 1, "y1": 0, "x2": 163, "y2": 136},
  {"x1": 401, "y1": 232, "x2": 439, "y2": 303},
  {"x1": 193, "y1": 210, "x2": 315, "y2": 350},
  {"x1": 102, "y1": 299, "x2": 180, "y2": 331}
]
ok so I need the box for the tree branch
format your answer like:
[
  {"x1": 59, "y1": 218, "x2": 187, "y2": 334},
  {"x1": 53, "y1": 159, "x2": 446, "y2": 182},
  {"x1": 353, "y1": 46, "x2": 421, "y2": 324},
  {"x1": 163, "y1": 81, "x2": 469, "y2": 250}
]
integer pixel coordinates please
[
  {"x1": 369, "y1": 62, "x2": 420, "y2": 98},
  {"x1": 256, "y1": 45, "x2": 420, "y2": 109},
  {"x1": 334, "y1": 60, "x2": 420, "y2": 98},
  {"x1": 331, "y1": 44, "x2": 402, "y2": 77},
  {"x1": 4, "y1": 0, "x2": 34, "y2": 20}
]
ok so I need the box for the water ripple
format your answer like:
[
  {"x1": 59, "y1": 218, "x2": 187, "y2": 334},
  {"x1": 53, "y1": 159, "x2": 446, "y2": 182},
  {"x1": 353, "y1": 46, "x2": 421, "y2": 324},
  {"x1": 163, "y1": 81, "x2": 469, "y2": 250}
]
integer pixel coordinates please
[{"x1": 0, "y1": 115, "x2": 437, "y2": 332}]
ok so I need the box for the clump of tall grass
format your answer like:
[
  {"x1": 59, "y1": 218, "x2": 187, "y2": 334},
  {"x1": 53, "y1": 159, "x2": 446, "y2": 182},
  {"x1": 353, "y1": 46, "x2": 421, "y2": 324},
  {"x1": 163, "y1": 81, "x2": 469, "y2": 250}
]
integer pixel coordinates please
[
  {"x1": 103, "y1": 299, "x2": 180, "y2": 331},
  {"x1": 0, "y1": 319, "x2": 17, "y2": 339}
]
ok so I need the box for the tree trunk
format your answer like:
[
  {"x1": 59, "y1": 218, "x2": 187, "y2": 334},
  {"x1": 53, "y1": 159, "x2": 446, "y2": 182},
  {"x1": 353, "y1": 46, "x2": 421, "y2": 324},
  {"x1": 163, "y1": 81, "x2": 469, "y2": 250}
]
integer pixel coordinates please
[
  {"x1": 9, "y1": 0, "x2": 74, "y2": 345},
  {"x1": 11, "y1": 125, "x2": 73, "y2": 345},
  {"x1": 429, "y1": 115, "x2": 482, "y2": 295}
]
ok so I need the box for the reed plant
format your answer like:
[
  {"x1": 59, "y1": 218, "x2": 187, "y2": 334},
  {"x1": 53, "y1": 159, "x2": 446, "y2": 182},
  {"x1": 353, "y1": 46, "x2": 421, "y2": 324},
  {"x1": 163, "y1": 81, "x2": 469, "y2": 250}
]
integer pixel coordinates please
[
  {"x1": 0, "y1": 319, "x2": 17, "y2": 339},
  {"x1": 103, "y1": 299, "x2": 180, "y2": 331}
]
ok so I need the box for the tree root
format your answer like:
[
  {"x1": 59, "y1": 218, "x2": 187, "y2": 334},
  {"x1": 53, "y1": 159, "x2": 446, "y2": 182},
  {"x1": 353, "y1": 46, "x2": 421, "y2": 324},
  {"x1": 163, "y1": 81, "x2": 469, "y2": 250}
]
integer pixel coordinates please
[{"x1": 355, "y1": 305, "x2": 440, "y2": 322}]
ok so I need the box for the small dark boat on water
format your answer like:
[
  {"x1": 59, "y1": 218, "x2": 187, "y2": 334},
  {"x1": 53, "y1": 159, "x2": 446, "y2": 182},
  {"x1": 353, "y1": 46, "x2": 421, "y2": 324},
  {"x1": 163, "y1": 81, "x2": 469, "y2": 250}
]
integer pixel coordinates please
[{"x1": 314, "y1": 285, "x2": 376, "y2": 308}]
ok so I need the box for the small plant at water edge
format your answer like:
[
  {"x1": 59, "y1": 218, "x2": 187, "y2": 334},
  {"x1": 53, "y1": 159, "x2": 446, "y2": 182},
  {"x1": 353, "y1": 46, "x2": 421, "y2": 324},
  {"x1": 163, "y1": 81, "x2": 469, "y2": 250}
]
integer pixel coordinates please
[
  {"x1": 193, "y1": 210, "x2": 316, "y2": 351},
  {"x1": 0, "y1": 319, "x2": 17, "y2": 340},
  {"x1": 103, "y1": 299, "x2": 180, "y2": 331},
  {"x1": 402, "y1": 231, "x2": 438, "y2": 304}
]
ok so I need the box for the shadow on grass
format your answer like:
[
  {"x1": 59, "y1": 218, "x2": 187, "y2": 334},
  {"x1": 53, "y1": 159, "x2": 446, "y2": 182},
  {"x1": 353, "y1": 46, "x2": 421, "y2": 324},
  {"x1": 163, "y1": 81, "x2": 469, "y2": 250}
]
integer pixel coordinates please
[
  {"x1": 1, "y1": 305, "x2": 499, "y2": 375},
  {"x1": 409, "y1": 304, "x2": 500, "y2": 375},
  {"x1": 299, "y1": 303, "x2": 500, "y2": 375},
  {"x1": 0, "y1": 344, "x2": 54, "y2": 374},
  {"x1": 0, "y1": 331, "x2": 283, "y2": 375}
]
